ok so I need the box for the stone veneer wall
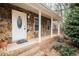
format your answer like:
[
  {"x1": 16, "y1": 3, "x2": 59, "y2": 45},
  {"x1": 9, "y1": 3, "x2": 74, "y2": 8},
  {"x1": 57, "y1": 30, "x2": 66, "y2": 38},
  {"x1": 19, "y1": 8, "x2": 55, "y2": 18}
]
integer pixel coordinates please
[
  {"x1": 0, "y1": 3, "x2": 51, "y2": 43},
  {"x1": 41, "y1": 17, "x2": 51, "y2": 37},
  {"x1": 0, "y1": 4, "x2": 12, "y2": 43},
  {"x1": 27, "y1": 13, "x2": 38, "y2": 39}
]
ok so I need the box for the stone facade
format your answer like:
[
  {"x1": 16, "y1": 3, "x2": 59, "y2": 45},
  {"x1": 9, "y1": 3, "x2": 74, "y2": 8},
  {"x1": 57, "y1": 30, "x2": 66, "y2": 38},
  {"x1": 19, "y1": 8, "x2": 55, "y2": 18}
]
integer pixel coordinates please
[
  {"x1": 27, "y1": 13, "x2": 35, "y2": 39},
  {"x1": 0, "y1": 3, "x2": 51, "y2": 43},
  {"x1": 41, "y1": 17, "x2": 51, "y2": 36},
  {"x1": 0, "y1": 4, "x2": 12, "y2": 43}
]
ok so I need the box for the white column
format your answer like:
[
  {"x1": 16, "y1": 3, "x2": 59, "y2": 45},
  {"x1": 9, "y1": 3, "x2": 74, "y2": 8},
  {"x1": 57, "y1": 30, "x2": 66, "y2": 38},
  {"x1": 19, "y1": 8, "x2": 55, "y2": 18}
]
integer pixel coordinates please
[
  {"x1": 38, "y1": 11, "x2": 41, "y2": 43},
  {"x1": 58, "y1": 21, "x2": 60, "y2": 35},
  {"x1": 51, "y1": 18, "x2": 53, "y2": 37}
]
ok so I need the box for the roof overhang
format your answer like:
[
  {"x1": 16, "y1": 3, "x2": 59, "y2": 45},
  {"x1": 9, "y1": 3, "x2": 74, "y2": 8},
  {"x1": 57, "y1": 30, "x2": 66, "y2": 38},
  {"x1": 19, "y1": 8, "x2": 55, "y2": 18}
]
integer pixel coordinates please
[{"x1": 11, "y1": 3, "x2": 62, "y2": 20}]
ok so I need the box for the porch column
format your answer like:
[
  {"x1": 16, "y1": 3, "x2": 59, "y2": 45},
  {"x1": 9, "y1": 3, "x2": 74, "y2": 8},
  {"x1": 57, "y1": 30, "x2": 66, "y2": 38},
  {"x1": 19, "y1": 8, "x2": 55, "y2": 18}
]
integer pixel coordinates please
[
  {"x1": 38, "y1": 11, "x2": 41, "y2": 43},
  {"x1": 58, "y1": 21, "x2": 61, "y2": 35},
  {"x1": 51, "y1": 18, "x2": 53, "y2": 37}
]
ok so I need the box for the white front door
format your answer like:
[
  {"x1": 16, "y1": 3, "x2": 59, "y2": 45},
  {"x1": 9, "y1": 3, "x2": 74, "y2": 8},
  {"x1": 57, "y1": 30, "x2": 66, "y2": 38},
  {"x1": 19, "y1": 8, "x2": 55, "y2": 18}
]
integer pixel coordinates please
[{"x1": 12, "y1": 10, "x2": 27, "y2": 42}]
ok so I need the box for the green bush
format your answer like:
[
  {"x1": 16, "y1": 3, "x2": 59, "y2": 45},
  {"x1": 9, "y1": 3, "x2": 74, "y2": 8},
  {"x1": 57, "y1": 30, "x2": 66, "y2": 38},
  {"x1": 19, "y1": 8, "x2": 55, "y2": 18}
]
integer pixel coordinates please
[
  {"x1": 49, "y1": 42, "x2": 66, "y2": 51},
  {"x1": 60, "y1": 46, "x2": 77, "y2": 56},
  {"x1": 53, "y1": 42, "x2": 77, "y2": 56},
  {"x1": 64, "y1": 4, "x2": 79, "y2": 47},
  {"x1": 53, "y1": 42, "x2": 66, "y2": 50}
]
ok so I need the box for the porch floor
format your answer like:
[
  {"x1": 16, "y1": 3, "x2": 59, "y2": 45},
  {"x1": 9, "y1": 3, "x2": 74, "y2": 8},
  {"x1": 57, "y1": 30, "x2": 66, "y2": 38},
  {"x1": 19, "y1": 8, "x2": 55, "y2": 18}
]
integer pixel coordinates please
[{"x1": 7, "y1": 34, "x2": 57, "y2": 51}]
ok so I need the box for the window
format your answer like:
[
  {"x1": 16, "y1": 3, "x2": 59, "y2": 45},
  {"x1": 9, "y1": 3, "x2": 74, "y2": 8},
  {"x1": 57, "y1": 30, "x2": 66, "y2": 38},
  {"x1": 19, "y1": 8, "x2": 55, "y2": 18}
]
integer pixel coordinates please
[
  {"x1": 34, "y1": 17, "x2": 39, "y2": 32},
  {"x1": 47, "y1": 20, "x2": 51, "y2": 30},
  {"x1": 53, "y1": 21, "x2": 58, "y2": 34},
  {"x1": 17, "y1": 16, "x2": 22, "y2": 29}
]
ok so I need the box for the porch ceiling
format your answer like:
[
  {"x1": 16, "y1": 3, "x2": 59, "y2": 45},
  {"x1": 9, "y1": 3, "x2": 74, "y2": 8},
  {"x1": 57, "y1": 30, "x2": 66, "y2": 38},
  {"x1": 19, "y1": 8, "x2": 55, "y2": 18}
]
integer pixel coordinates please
[{"x1": 11, "y1": 3, "x2": 62, "y2": 20}]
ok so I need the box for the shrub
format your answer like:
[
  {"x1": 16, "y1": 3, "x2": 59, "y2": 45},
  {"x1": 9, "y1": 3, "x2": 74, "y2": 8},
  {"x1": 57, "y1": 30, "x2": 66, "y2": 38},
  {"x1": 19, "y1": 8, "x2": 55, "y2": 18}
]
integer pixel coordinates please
[
  {"x1": 59, "y1": 46, "x2": 77, "y2": 56},
  {"x1": 53, "y1": 42, "x2": 77, "y2": 56},
  {"x1": 64, "y1": 4, "x2": 79, "y2": 47},
  {"x1": 49, "y1": 42, "x2": 66, "y2": 51}
]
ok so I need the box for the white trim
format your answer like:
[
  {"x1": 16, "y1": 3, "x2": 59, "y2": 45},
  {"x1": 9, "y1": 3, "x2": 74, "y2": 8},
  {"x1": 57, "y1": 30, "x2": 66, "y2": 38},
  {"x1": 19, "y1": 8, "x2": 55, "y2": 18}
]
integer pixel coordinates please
[
  {"x1": 58, "y1": 22, "x2": 60, "y2": 35},
  {"x1": 51, "y1": 18, "x2": 53, "y2": 37},
  {"x1": 26, "y1": 13, "x2": 28, "y2": 40},
  {"x1": 34, "y1": 17, "x2": 39, "y2": 32},
  {"x1": 38, "y1": 11, "x2": 41, "y2": 43},
  {"x1": 11, "y1": 3, "x2": 61, "y2": 20}
]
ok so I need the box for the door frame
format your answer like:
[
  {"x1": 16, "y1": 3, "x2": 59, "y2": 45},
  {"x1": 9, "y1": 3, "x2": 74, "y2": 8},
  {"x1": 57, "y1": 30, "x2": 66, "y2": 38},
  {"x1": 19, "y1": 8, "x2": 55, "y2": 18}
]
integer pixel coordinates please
[{"x1": 12, "y1": 9, "x2": 27, "y2": 42}]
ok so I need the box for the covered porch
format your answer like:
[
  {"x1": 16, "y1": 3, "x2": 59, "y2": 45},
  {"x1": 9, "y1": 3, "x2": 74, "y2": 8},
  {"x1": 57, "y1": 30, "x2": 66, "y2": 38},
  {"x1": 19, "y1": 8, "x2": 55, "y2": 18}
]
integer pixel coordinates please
[
  {"x1": 11, "y1": 3, "x2": 62, "y2": 42},
  {"x1": 0, "y1": 3, "x2": 62, "y2": 55}
]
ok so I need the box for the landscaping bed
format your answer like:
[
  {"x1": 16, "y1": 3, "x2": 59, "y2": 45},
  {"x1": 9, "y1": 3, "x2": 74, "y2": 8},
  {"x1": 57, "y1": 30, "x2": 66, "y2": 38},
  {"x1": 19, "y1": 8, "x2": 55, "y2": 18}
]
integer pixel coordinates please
[{"x1": 49, "y1": 36, "x2": 79, "y2": 56}]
